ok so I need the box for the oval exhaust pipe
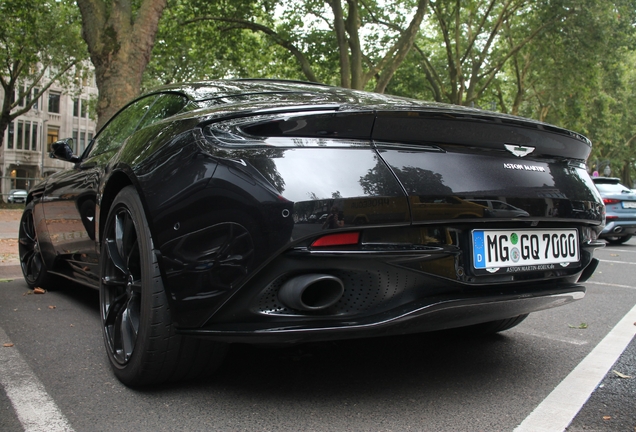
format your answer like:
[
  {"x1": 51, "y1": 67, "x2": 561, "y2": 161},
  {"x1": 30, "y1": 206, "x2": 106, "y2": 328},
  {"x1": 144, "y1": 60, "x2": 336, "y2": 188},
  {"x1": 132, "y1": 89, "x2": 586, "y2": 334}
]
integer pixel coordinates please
[
  {"x1": 278, "y1": 274, "x2": 344, "y2": 312},
  {"x1": 613, "y1": 226, "x2": 623, "y2": 233}
]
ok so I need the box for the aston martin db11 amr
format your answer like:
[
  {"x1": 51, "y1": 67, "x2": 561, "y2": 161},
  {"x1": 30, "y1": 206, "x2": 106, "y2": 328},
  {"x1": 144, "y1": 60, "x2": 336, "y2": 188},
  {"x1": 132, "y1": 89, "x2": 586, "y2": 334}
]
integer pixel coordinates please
[{"x1": 19, "y1": 80, "x2": 605, "y2": 386}]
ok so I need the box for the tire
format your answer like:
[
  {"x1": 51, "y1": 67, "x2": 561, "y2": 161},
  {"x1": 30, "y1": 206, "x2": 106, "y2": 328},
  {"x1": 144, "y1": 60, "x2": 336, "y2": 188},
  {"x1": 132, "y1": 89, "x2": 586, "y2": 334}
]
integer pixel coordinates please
[
  {"x1": 100, "y1": 186, "x2": 227, "y2": 387},
  {"x1": 466, "y1": 314, "x2": 529, "y2": 335},
  {"x1": 606, "y1": 235, "x2": 632, "y2": 245},
  {"x1": 18, "y1": 202, "x2": 57, "y2": 290}
]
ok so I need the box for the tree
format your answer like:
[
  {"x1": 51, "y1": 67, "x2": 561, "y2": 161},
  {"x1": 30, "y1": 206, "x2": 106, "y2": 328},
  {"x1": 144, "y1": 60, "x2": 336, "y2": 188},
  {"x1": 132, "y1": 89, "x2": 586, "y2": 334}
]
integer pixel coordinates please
[
  {"x1": 389, "y1": 0, "x2": 573, "y2": 106},
  {"x1": 505, "y1": 0, "x2": 636, "y2": 184},
  {"x1": 181, "y1": 0, "x2": 429, "y2": 92},
  {"x1": 76, "y1": 0, "x2": 168, "y2": 129},
  {"x1": 0, "y1": 0, "x2": 87, "y2": 150},
  {"x1": 142, "y1": 0, "x2": 266, "y2": 89}
]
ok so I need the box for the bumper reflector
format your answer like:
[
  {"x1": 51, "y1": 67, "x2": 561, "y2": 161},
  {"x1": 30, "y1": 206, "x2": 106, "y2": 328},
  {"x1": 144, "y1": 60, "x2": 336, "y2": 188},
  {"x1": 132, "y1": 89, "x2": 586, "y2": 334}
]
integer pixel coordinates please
[{"x1": 312, "y1": 232, "x2": 360, "y2": 247}]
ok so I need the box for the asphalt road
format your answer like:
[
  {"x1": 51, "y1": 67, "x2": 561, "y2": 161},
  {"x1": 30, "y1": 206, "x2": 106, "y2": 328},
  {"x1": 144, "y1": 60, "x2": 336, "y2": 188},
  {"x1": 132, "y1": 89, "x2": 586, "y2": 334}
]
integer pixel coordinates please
[{"x1": 0, "y1": 236, "x2": 635, "y2": 431}]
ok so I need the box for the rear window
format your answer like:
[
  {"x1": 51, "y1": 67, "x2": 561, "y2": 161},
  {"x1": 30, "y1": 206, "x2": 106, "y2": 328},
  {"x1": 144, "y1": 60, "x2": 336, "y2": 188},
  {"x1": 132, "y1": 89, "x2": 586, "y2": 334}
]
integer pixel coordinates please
[{"x1": 595, "y1": 183, "x2": 631, "y2": 193}]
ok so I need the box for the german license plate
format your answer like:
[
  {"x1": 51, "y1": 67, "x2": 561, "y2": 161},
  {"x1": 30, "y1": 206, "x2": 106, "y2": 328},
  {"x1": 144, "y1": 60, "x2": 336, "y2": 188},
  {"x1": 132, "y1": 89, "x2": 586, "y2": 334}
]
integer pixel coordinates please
[
  {"x1": 472, "y1": 229, "x2": 579, "y2": 274},
  {"x1": 623, "y1": 201, "x2": 636, "y2": 209}
]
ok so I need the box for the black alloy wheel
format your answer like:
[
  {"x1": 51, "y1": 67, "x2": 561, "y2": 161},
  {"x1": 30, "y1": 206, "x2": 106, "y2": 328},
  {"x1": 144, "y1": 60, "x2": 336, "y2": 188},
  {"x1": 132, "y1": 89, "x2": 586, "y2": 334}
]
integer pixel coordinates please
[
  {"x1": 100, "y1": 186, "x2": 227, "y2": 387},
  {"x1": 19, "y1": 202, "x2": 54, "y2": 289},
  {"x1": 101, "y1": 202, "x2": 143, "y2": 365}
]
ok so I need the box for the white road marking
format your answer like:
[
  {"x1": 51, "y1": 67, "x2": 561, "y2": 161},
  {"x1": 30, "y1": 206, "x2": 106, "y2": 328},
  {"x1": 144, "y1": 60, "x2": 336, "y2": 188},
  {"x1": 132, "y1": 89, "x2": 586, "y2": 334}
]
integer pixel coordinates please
[
  {"x1": 0, "y1": 327, "x2": 74, "y2": 432},
  {"x1": 597, "y1": 259, "x2": 636, "y2": 265},
  {"x1": 512, "y1": 328, "x2": 588, "y2": 346},
  {"x1": 585, "y1": 280, "x2": 636, "y2": 290},
  {"x1": 599, "y1": 248, "x2": 636, "y2": 254},
  {"x1": 514, "y1": 302, "x2": 636, "y2": 432}
]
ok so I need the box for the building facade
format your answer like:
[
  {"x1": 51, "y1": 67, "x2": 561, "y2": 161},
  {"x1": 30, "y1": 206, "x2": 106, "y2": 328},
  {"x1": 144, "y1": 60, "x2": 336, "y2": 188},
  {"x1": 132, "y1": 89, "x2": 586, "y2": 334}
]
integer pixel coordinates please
[{"x1": 1, "y1": 79, "x2": 98, "y2": 201}]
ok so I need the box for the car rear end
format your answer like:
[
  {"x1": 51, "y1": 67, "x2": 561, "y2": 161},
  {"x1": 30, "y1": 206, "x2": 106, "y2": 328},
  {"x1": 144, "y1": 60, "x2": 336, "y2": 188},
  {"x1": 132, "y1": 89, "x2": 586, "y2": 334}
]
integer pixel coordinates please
[
  {"x1": 154, "y1": 99, "x2": 605, "y2": 342},
  {"x1": 593, "y1": 177, "x2": 636, "y2": 244}
]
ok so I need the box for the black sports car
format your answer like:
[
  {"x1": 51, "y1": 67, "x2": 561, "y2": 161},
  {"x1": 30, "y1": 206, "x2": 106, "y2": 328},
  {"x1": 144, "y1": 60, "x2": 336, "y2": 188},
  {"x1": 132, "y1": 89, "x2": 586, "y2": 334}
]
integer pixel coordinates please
[{"x1": 19, "y1": 80, "x2": 605, "y2": 387}]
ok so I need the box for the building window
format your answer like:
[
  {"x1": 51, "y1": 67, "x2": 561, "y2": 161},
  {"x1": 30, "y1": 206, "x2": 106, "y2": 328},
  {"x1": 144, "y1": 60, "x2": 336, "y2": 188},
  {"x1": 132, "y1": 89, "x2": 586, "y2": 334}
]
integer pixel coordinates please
[
  {"x1": 73, "y1": 99, "x2": 79, "y2": 117},
  {"x1": 48, "y1": 92, "x2": 61, "y2": 113},
  {"x1": 7, "y1": 122, "x2": 14, "y2": 149},
  {"x1": 32, "y1": 88, "x2": 39, "y2": 110},
  {"x1": 18, "y1": 86, "x2": 25, "y2": 107},
  {"x1": 47, "y1": 127, "x2": 59, "y2": 151},
  {"x1": 24, "y1": 121, "x2": 31, "y2": 150},
  {"x1": 80, "y1": 99, "x2": 87, "y2": 118},
  {"x1": 72, "y1": 130, "x2": 78, "y2": 152},
  {"x1": 80, "y1": 130, "x2": 86, "y2": 152},
  {"x1": 17, "y1": 121, "x2": 23, "y2": 150},
  {"x1": 31, "y1": 123, "x2": 38, "y2": 151}
]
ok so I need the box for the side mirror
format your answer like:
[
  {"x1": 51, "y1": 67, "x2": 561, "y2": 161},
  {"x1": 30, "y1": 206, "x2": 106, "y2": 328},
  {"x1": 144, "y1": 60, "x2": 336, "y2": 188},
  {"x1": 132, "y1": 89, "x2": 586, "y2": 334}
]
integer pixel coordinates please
[{"x1": 50, "y1": 138, "x2": 79, "y2": 163}]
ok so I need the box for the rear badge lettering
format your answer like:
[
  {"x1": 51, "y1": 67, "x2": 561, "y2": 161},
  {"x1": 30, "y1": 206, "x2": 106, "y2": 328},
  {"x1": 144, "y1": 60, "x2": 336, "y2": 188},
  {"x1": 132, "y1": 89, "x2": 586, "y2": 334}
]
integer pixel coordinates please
[{"x1": 503, "y1": 163, "x2": 545, "y2": 172}]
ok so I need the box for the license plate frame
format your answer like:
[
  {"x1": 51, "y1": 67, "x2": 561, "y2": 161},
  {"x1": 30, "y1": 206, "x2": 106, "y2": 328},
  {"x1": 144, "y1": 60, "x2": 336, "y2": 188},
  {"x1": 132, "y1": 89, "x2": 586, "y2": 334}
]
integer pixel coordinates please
[
  {"x1": 623, "y1": 201, "x2": 636, "y2": 209},
  {"x1": 472, "y1": 228, "x2": 580, "y2": 274}
]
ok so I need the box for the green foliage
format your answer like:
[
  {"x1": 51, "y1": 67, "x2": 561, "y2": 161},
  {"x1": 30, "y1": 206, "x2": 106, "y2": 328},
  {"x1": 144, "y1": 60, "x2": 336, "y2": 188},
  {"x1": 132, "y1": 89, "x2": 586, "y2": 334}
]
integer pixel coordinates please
[{"x1": 0, "y1": 0, "x2": 88, "y2": 142}]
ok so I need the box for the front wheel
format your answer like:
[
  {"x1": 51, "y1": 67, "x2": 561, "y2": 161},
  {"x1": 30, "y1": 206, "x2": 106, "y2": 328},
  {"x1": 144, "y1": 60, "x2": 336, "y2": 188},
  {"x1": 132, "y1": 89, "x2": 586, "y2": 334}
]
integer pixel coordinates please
[
  {"x1": 18, "y1": 202, "x2": 56, "y2": 289},
  {"x1": 100, "y1": 186, "x2": 227, "y2": 387}
]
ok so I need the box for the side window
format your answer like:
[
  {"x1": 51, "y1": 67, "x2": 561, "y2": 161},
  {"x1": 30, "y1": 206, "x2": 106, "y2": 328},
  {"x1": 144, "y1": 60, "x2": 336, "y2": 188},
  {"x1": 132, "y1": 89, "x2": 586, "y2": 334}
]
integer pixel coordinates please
[
  {"x1": 88, "y1": 95, "x2": 158, "y2": 157},
  {"x1": 136, "y1": 93, "x2": 188, "y2": 130}
]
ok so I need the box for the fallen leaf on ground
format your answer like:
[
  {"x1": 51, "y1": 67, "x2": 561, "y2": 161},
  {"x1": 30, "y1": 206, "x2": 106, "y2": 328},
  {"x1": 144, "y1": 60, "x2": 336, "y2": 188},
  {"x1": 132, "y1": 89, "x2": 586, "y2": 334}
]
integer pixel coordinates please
[
  {"x1": 3, "y1": 343, "x2": 14, "y2": 347},
  {"x1": 603, "y1": 416, "x2": 611, "y2": 420},
  {"x1": 568, "y1": 323, "x2": 588, "y2": 329},
  {"x1": 613, "y1": 370, "x2": 633, "y2": 379},
  {"x1": 33, "y1": 287, "x2": 45, "y2": 294},
  {"x1": 0, "y1": 278, "x2": 14, "y2": 283},
  {"x1": 48, "y1": 305, "x2": 56, "y2": 309}
]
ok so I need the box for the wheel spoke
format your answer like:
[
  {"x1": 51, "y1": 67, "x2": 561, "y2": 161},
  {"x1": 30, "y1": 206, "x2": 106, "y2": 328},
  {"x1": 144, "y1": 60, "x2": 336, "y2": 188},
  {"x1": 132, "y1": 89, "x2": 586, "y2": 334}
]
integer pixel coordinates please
[
  {"x1": 106, "y1": 239, "x2": 128, "y2": 275},
  {"x1": 129, "y1": 279, "x2": 142, "y2": 293},
  {"x1": 101, "y1": 276, "x2": 127, "y2": 287},
  {"x1": 119, "y1": 300, "x2": 138, "y2": 361},
  {"x1": 104, "y1": 291, "x2": 128, "y2": 327},
  {"x1": 19, "y1": 236, "x2": 35, "y2": 248},
  {"x1": 115, "y1": 212, "x2": 135, "y2": 265},
  {"x1": 29, "y1": 253, "x2": 42, "y2": 279},
  {"x1": 21, "y1": 249, "x2": 35, "y2": 266}
]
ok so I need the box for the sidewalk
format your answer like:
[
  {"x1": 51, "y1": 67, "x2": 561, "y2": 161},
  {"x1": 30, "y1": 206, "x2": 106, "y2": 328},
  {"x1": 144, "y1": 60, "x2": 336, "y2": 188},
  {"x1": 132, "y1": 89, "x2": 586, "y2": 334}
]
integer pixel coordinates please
[{"x1": 0, "y1": 209, "x2": 23, "y2": 279}]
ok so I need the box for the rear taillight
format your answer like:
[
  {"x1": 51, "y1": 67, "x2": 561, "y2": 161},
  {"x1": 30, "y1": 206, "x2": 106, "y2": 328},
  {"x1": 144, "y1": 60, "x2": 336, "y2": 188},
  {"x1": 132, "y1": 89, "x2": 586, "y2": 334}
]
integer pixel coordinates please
[
  {"x1": 603, "y1": 198, "x2": 620, "y2": 205},
  {"x1": 311, "y1": 232, "x2": 360, "y2": 247},
  {"x1": 606, "y1": 215, "x2": 618, "y2": 220}
]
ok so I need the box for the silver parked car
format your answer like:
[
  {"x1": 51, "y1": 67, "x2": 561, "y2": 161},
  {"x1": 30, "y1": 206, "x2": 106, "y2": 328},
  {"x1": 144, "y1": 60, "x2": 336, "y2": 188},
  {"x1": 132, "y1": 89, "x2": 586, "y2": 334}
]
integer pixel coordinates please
[
  {"x1": 592, "y1": 177, "x2": 636, "y2": 244},
  {"x1": 7, "y1": 189, "x2": 27, "y2": 204}
]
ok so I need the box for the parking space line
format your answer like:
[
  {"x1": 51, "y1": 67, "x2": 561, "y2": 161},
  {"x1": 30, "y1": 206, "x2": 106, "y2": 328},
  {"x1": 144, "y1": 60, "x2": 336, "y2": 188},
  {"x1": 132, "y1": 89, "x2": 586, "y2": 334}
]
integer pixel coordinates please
[
  {"x1": 512, "y1": 328, "x2": 588, "y2": 346},
  {"x1": 599, "y1": 248, "x2": 636, "y2": 254},
  {"x1": 585, "y1": 281, "x2": 636, "y2": 290},
  {"x1": 0, "y1": 327, "x2": 74, "y2": 432},
  {"x1": 599, "y1": 260, "x2": 636, "y2": 265},
  {"x1": 513, "y1": 302, "x2": 636, "y2": 432}
]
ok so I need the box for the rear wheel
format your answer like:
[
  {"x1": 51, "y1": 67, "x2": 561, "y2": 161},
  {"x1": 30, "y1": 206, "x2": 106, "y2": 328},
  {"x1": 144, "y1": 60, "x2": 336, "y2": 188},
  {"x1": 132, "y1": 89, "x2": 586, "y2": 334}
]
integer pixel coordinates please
[
  {"x1": 100, "y1": 186, "x2": 227, "y2": 387},
  {"x1": 606, "y1": 235, "x2": 632, "y2": 245},
  {"x1": 18, "y1": 202, "x2": 56, "y2": 290}
]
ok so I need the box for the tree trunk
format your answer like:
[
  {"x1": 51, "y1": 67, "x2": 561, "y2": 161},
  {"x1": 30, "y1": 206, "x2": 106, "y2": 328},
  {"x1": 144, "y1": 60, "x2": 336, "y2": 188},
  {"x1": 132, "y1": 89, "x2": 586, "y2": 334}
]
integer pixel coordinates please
[
  {"x1": 328, "y1": 0, "x2": 351, "y2": 88},
  {"x1": 374, "y1": 0, "x2": 429, "y2": 93},
  {"x1": 77, "y1": 0, "x2": 167, "y2": 129}
]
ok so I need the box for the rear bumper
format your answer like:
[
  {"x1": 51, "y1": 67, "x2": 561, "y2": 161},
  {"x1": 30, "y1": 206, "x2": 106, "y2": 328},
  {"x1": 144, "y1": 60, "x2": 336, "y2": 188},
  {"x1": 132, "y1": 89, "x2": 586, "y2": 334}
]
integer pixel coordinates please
[
  {"x1": 599, "y1": 220, "x2": 636, "y2": 237},
  {"x1": 179, "y1": 283, "x2": 585, "y2": 343}
]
